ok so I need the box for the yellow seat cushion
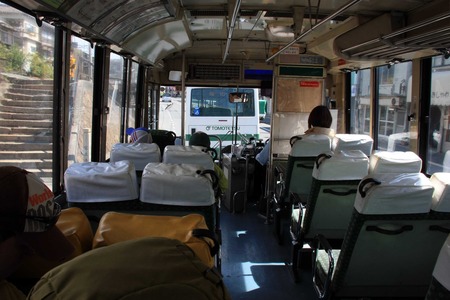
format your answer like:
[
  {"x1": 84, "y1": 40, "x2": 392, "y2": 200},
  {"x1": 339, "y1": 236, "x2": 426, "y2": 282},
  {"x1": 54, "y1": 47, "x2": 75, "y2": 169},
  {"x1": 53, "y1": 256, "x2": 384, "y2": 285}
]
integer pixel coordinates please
[{"x1": 93, "y1": 212, "x2": 215, "y2": 267}]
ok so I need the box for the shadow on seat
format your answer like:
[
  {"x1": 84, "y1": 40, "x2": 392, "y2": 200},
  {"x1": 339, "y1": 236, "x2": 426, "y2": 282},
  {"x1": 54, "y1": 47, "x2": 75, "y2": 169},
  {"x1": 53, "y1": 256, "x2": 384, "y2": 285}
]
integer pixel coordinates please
[{"x1": 290, "y1": 150, "x2": 369, "y2": 282}]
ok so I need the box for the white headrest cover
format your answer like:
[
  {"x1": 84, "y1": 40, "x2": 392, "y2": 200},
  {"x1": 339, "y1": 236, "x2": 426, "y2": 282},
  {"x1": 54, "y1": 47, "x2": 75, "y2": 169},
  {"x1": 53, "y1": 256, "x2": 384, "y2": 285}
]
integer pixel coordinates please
[
  {"x1": 110, "y1": 143, "x2": 161, "y2": 170},
  {"x1": 290, "y1": 134, "x2": 331, "y2": 157},
  {"x1": 140, "y1": 163, "x2": 215, "y2": 206},
  {"x1": 143, "y1": 162, "x2": 204, "y2": 176},
  {"x1": 332, "y1": 134, "x2": 374, "y2": 156},
  {"x1": 354, "y1": 173, "x2": 433, "y2": 215},
  {"x1": 432, "y1": 234, "x2": 450, "y2": 290},
  {"x1": 313, "y1": 150, "x2": 369, "y2": 181},
  {"x1": 163, "y1": 145, "x2": 214, "y2": 170},
  {"x1": 64, "y1": 160, "x2": 139, "y2": 202},
  {"x1": 430, "y1": 172, "x2": 450, "y2": 213},
  {"x1": 369, "y1": 151, "x2": 422, "y2": 174}
]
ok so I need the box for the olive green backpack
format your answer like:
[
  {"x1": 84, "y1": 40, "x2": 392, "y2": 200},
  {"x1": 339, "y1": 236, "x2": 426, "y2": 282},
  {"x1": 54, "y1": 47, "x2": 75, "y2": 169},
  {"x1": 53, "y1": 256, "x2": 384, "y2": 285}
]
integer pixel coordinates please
[{"x1": 28, "y1": 237, "x2": 231, "y2": 300}]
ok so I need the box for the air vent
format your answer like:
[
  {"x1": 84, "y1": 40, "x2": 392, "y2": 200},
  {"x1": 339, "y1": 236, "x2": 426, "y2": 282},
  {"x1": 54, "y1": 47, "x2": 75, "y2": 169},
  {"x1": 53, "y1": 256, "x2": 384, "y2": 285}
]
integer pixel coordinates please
[{"x1": 188, "y1": 64, "x2": 241, "y2": 80}]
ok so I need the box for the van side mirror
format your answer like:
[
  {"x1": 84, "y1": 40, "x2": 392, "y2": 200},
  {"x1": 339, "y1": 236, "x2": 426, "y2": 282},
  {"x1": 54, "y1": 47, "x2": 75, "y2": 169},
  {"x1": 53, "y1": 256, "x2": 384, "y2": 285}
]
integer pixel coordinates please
[{"x1": 229, "y1": 92, "x2": 249, "y2": 103}]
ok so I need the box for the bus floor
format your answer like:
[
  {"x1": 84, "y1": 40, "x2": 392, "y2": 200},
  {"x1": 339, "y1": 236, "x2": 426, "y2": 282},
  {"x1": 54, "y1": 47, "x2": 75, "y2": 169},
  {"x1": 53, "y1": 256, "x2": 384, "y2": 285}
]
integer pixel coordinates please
[{"x1": 220, "y1": 200, "x2": 318, "y2": 300}]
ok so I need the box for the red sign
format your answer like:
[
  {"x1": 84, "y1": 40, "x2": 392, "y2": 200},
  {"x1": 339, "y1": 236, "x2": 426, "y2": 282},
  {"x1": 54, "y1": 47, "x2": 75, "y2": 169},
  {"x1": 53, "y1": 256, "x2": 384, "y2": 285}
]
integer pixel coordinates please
[
  {"x1": 299, "y1": 81, "x2": 320, "y2": 88},
  {"x1": 338, "y1": 59, "x2": 347, "y2": 65}
]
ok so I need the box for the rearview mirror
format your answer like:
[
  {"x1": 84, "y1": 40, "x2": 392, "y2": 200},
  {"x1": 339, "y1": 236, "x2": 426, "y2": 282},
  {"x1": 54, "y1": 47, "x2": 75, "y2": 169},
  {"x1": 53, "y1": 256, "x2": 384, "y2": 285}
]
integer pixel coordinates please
[{"x1": 229, "y1": 92, "x2": 249, "y2": 103}]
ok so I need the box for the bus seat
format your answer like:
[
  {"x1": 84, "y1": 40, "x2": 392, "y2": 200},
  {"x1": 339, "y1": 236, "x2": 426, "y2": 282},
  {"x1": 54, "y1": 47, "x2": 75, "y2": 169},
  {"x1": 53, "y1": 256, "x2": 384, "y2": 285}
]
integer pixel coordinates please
[
  {"x1": 148, "y1": 129, "x2": 177, "y2": 156},
  {"x1": 290, "y1": 150, "x2": 369, "y2": 281},
  {"x1": 273, "y1": 134, "x2": 332, "y2": 244},
  {"x1": 140, "y1": 163, "x2": 216, "y2": 207},
  {"x1": 163, "y1": 145, "x2": 215, "y2": 170},
  {"x1": 64, "y1": 160, "x2": 139, "y2": 203},
  {"x1": 313, "y1": 173, "x2": 438, "y2": 299},
  {"x1": 332, "y1": 134, "x2": 373, "y2": 156},
  {"x1": 425, "y1": 234, "x2": 450, "y2": 300},
  {"x1": 110, "y1": 142, "x2": 161, "y2": 170},
  {"x1": 369, "y1": 150, "x2": 422, "y2": 174},
  {"x1": 10, "y1": 207, "x2": 93, "y2": 279},
  {"x1": 139, "y1": 162, "x2": 218, "y2": 231},
  {"x1": 430, "y1": 172, "x2": 450, "y2": 214},
  {"x1": 92, "y1": 212, "x2": 218, "y2": 268}
]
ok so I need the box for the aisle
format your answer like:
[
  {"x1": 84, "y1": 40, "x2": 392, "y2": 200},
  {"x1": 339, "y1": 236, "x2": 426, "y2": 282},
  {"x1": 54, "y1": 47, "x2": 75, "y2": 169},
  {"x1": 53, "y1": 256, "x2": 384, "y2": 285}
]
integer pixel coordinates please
[{"x1": 220, "y1": 202, "x2": 317, "y2": 299}]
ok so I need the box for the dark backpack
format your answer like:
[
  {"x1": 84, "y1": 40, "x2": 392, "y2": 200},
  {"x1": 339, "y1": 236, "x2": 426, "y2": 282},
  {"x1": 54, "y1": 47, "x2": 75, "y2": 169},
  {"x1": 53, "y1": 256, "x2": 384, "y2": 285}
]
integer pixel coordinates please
[{"x1": 28, "y1": 237, "x2": 231, "y2": 300}]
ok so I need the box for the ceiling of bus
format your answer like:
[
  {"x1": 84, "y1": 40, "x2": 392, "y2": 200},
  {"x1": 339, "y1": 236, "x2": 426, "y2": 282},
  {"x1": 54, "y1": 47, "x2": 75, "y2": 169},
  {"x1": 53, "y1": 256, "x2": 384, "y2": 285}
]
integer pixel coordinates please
[{"x1": 6, "y1": 0, "x2": 450, "y2": 72}]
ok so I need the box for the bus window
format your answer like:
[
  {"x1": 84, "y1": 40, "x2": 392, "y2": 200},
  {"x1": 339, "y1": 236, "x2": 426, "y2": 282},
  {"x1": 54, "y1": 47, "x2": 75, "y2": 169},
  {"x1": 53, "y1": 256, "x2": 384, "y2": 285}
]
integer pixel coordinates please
[
  {"x1": 0, "y1": 4, "x2": 55, "y2": 188},
  {"x1": 127, "y1": 61, "x2": 139, "y2": 130},
  {"x1": 68, "y1": 36, "x2": 94, "y2": 165},
  {"x1": 376, "y1": 62, "x2": 412, "y2": 152},
  {"x1": 185, "y1": 87, "x2": 260, "y2": 146},
  {"x1": 105, "y1": 52, "x2": 124, "y2": 156},
  {"x1": 350, "y1": 69, "x2": 371, "y2": 135},
  {"x1": 427, "y1": 55, "x2": 450, "y2": 174}
]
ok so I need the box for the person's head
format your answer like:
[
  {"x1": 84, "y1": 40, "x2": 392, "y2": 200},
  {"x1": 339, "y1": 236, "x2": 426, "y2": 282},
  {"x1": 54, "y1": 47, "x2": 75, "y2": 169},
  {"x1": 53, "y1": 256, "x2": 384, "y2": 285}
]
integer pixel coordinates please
[
  {"x1": 0, "y1": 166, "x2": 74, "y2": 279},
  {"x1": 126, "y1": 127, "x2": 152, "y2": 143},
  {"x1": 308, "y1": 105, "x2": 332, "y2": 129},
  {"x1": 189, "y1": 131, "x2": 210, "y2": 148}
]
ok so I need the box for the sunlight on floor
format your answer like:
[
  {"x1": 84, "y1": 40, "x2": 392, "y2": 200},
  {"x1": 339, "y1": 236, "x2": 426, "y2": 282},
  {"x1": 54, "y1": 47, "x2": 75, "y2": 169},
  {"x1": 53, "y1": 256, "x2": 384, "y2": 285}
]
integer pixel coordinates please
[
  {"x1": 240, "y1": 262, "x2": 286, "y2": 292},
  {"x1": 236, "y1": 230, "x2": 247, "y2": 237}
]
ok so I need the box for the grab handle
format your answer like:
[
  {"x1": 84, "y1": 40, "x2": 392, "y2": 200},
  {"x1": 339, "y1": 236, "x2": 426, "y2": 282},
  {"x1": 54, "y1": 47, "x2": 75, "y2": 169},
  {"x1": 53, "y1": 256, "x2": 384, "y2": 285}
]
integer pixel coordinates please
[{"x1": 358, "y1": 178, "x2": 381, "y2": 198}]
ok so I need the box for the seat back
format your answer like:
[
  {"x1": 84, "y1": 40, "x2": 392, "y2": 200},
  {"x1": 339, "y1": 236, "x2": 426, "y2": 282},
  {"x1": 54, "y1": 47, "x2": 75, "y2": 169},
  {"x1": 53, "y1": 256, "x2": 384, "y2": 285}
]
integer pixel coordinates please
[
  {"x1": 369, "y1": 150, "x2": 422, "y2": 174},
  {"x1": 149, "y1": 129, "x2": 177, "y2": 156},
  {"x1": 425, "y1": 234, "x2": 450, "y2": 300},
  {"x1": 330, "y1": 173, "x2": 438, "y2": 298},
  {"x1": 283, "y1": 134, "x2": 332, "y2": 200},
  {"x1": 302, "y1": 150, "x2": 369, "y2": 240},
  {"x1": 140, "y1": 162, "x2": 216, "y2": 206},
  {"x1": 110, "y1": 142, "x2": 161, "y2": 170},
  {"x1": 163, "y1": 145, "x2": 214, "y2": 170},
  {"x1": 64, "y1": 160, "x2": 139, "y2": 203},
  {"x1": 332, "y1": 134, "x2": 373, "y2": 156}
]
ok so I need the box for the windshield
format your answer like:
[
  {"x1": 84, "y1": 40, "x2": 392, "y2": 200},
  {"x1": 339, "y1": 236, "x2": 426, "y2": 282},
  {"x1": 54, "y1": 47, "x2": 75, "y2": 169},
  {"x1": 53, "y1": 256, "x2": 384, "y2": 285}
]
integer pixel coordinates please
[{"x1": 190, "y1": 88, "x2": 256, "y2": 117}]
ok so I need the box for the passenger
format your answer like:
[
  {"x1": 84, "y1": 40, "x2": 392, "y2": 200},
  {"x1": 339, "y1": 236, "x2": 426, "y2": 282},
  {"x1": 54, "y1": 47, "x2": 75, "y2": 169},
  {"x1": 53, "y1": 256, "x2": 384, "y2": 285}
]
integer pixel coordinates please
[
  {"x1": 304, "y1": 105, "x2": 335, "y2": 138},
  {"x1": 0, "y1": 166, "x2": 74, "y2": 299},
  {"x1": 189, "y1": 131, "x2": 228, "y2": 194},
  {"x1": 126, "y1": 127, "x2": 153, "y2": 143}
]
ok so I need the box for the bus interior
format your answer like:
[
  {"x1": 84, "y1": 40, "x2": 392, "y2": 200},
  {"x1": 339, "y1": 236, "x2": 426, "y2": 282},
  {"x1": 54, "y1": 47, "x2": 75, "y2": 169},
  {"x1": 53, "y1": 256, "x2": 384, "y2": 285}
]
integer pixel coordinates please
[{"x1": 1, "y1": 0, "x2": 450, "y2": 299}]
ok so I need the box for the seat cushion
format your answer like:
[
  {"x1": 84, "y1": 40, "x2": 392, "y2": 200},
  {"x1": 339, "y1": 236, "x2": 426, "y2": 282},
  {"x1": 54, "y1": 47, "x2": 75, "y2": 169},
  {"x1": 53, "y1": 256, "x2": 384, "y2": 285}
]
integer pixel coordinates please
[{"x1": 92, "y1": 212, "x2": 215, "y2": 267}]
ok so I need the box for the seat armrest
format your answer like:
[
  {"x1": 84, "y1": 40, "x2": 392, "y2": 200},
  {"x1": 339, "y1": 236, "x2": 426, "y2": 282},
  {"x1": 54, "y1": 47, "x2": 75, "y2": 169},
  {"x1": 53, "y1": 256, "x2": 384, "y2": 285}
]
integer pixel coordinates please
[{"x1": 290, "y1": 192, "x2": 307, "y2": 206}]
